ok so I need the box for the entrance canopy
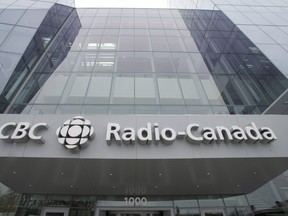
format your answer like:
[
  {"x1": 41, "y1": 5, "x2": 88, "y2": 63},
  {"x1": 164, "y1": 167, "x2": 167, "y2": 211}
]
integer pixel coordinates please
[{"x1": 0, "y1": 114, "x2": 287, "y2": 195}]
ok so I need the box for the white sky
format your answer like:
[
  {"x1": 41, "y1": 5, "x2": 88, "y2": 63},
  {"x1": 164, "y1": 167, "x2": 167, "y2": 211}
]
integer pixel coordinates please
[{"x1": 75, "y1": 0, "x2": 169, "y2": 8}]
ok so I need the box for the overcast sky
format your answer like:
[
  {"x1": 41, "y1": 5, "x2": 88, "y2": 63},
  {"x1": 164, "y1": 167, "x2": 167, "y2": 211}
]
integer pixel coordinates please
[{"x1": 75, "y1": 0, "x2": 169, "y2": 8}]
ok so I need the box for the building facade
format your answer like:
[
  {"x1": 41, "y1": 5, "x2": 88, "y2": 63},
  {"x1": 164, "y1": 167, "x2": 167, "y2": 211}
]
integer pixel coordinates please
[{"x1": 1, "y1": 0, "x2": 288, "y2": 216}]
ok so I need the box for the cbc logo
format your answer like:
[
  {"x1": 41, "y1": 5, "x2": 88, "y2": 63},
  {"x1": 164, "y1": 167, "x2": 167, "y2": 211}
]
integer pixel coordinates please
[{"x1": 56, "y1": 116, "x2": 94, "y2": 152}]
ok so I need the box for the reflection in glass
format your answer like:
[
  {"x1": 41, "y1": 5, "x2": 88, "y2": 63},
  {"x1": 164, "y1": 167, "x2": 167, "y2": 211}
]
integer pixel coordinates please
[
  {"x1": 116, "y1": 52, "x2": 134, "y2": 72},
  {"x1": 73, "y1": 52, "x2": 97, "y2": 72},
  {"x1": 94, "y1": 52, "x2": 115, "y2": 72}
]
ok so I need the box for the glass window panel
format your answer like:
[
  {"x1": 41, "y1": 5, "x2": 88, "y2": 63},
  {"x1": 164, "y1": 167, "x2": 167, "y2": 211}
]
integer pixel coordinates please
[
  {"x1": 190, "y1": 53, "x2": 210, "y2": 73},
  {"x1": 224, "y1": 195, "x2": 248, "y2": 207},
  {"x1": 135, "y1": 17, "x2": 148, "y2": 28},
  {"x1": 82, "y1": 105, "x2": 108, "y2": 114},
  {"x1": 212, "y1": 105, "x2": 229, "y2": 114},
  {"x1": 174, "y1": 199, "x2": 198, "y2": 208},
  {"x1": 183, "y1": 38, "x2": 199, "y2": 52},
  {"x1": 119, "y1": 28, "x2": 134, "y2": 36},
  {"x1": 187, "y1": 106, "x2": 213, "y2": 114},
  {"x1": 135, "y1": 105, "x2": 160, "y2": 114},
  {"x1": 0, "y1": 9, "x2": 25, "y2": 25},
  {"x1": 171, "y1": 10, "x2": 182, "y2": 18},
  {"x1": 257, "y1": 44, "x2": 288, "y2": 74},
  {"x1": 150, "y1": 29, "x2": 166, "y2": 36},
  {"x1": 111, "y1": 74, "x2": 134, "y2": 104},
  {"x1": 175, "y1": 18, "x2": 188, "y2": 29},
  {"x1": 167, "y1": 37, "x2": 186, "y2": 52},
  {"x1": 88, "y1": 28, "x2": 104, "y2": 35},
  {"x1": 134, "y1": 9, "x2": 147, "y2": 17},
  {"x1": 159, "y1": 10, "x2": 172, "y2": 17},
  {"x1": 85, "y1": 74, "x2": 112, "y2": 104},
  {"x1": 118, "y1": 36, "x2": 134, "y2": 51},
  {"x1": 70, "y1": 36, "x2": 85, "y2": 51},
  {"x1": 115, "y1": 52, "x2": 134, "y2": 72},
  {"x1": 198, "y1": 197, "x2": 224, "y2": 207},
  {"x1": 251, "y1": 6, "x2": 270, "y2": 13},
  {"x1": 134, "y1": 52, "x2": 153, "y2": 72},
  {"x1": 29, "y1": 105, "x2": 57, "y2": 114},
  {"x1": 103, "y1": 28, "x2": 119, "y2": 36},
  {"x1": 55, "y1": 52, "x2": 79, "y2": 72},
  {"x1": 179, "y1": 75, "x2": 209, "y2": 105},
  {"x1": 79, "y1": 16, "x2": 93, "y2": 28},
  {"x1": 56, "y1": 105, "x2": 82, "y2": 114},
  {"x1": 151, "y1": 37, "x2": 169, "y2": 51},
  {"x1": 35, "y1": 74, "x2": 69, "y2": 104},
  {"x1": 17, "y1": 9, "x2": 48, "y2": 28},
  {"x1": 226, "y1": 207, "x2": 252, "y2": 216},
  {"x1": 215, "y1": 75, "x2": 257, "y2": 105},
  {"x1": 148, "y1": 18, "x2": 163, "y2": 29},
  {"x1": 120, "y1": 17, "x2": 134, "y2": 28},
  {"x1": 172, "y1": 53, "x2": 196, "y2": 73},
  {"x1": 96, "y1": 9, "x2": 109, "y2": 17},
  {"x1": 29, "y1": 1, "x2": 53, "y2": 9},
  {"x1": 109, "y1": 9, "x2": 122, "y2": 17},
  {"x1": 78, "y1": 28, "x2": 89, "y2": 36},
  {"x1": 147, "y1": 9, "x2": 160, "y2": 17},
  {"x1": 199, "y1": 74, "x2": 225, "y2": 105},
  {"x1": 277, "y1": 12, "x2": 288, "y2": 22},
  {"x1": 0, "y1": 26, "x2": 36, "y2": 54},
  {"x1": 223, "y1": 11, "x2": 253, "y2": 25},
  {"x1": 259, "y1": 26, "x2": 288, "y2": 44},
  {"x1": 165, "y1": 30, "x2": 181, "y2": 37},
  {"x1": 229, "y1": 105, "x2": 261, "y2": 114},
  {"x1": 268, "y1": 7, "x2": 286, "y2": 12},
  {"x1": 73, "y1": 52, "x2": 97, "y2": 72},
  {"x1": 135, "y1": 29, "x2": 149, "y2": 36},
  {"x1": 0, "y1": 24, "x2": 13, "y2": 46},
  {"x1": 82, "y1": 36, "x2": 101, "y2": 51},
  {"x1": 60, "y1": 73, "x2": 90, "y2": 104},
  {"x1": 154, "y1": 53, "x2": 175, "y2": 73},
  {"x1": 100, "y1": 36, "x2": 118, "y2": 51},
  {"x1": 109, "y1": 105, "x2": 134, "y2": 114},
  {"x1": 122, "y1": 9, "x2": 134, "y2": 17},
  {"x1": 241, "y1": 12, "x2": 272, "y2": 25},
  {"x1": 0, "y1": 52, "x2": 21, "y2": 92},
  {"x1": 135, "y1": 75, "x2": 157, "y2": 104},
  {"x1": 90, "y1": 17, "x2": 106, "y2": 28},
  {"x1": 94, "y1": 52, "x2": 115, "y2": 72},
  {"x1": 162, "y1": 18, "x2": 177, "y2": 29},
  {"x1": 157, "y1": 75, "x2": 183, "y2": 104},
  {"x1": 135, "y1": 37, "x2": 151, "y2": 51},
  {"x1": 83, "y1": 9, "x2": 98, "y2": 16},
  {"x1": 180, "y1": 30, "x2": 192, "y2": 37},
  {"x1": 177, "y1": 208, "x2": 200, "y2": 216},
  {"x1": 161, "y1": 106, "x2": 186, "y2": 114}
]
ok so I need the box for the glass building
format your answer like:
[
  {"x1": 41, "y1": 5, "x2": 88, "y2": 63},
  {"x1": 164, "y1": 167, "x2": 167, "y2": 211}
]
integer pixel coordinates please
[{"x1": 1, "y1": 0, "x2": 288, "y2": 216}]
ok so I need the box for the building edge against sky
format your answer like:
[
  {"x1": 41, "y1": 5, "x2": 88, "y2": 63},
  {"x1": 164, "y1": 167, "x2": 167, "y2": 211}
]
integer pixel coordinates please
[{"x1": 1, "y1": 0, "x2": 288, "y2": 216}]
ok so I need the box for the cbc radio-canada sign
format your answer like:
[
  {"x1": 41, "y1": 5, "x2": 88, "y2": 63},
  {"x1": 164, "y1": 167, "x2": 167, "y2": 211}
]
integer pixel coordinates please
[{"x1": 0, "y1": 116, "x2": 278, "y2": 152}]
